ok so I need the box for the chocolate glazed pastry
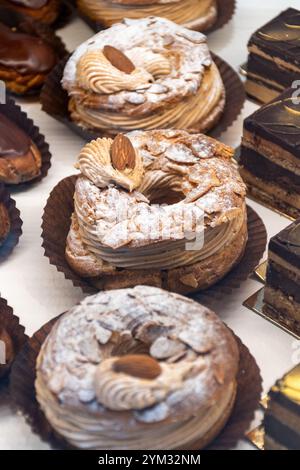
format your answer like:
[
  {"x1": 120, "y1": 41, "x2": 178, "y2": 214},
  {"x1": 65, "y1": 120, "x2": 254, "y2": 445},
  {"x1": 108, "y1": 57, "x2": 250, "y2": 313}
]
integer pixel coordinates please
[
  {"x1": 0, "y1": 113, "x2": 42, "y2": 184},
  {"x1": 0, "y1": 6, "x2": 67, "y2": 95},
  {"x1": 0, "y1": 0, "x2": 61, "y2": 25}
]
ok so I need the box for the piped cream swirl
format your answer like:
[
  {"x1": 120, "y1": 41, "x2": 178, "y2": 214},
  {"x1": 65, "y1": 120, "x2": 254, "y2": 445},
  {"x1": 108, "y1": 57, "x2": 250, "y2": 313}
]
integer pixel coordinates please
[
  {"x1": 76, "y1": 137, "x2": 144, "y2": 191},
  {"x1": 76, "y1": 50, "x2": 153, "y2": 94}
]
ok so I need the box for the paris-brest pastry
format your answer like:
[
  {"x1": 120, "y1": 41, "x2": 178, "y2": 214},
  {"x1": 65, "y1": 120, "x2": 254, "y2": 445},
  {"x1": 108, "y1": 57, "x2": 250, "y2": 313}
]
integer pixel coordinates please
[
  {"x1": 65, "y1": 129, "x2": 247, "y2": 293},
  {"x1": 62, "y1": 17, "x2": 225, "y2": 137},
  {"x1": 35, "y1": 286, "x2": 240, "y2": 450},
  {"x1": 76, "y1": 0, "x2": 218, "y2": 31}
]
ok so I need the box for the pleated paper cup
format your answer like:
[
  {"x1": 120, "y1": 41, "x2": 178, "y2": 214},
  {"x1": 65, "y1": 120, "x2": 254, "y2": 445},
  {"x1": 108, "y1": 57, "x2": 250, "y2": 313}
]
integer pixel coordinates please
[
  {"x1": 10, "y1": 315, "x2": 262, "y2": 450},
  {"x1": 41, "y1": 175, "x2": 267, "y2": 301},
  {"x1": 40, "y1": 53, "x2": 245, "y2": 141}
]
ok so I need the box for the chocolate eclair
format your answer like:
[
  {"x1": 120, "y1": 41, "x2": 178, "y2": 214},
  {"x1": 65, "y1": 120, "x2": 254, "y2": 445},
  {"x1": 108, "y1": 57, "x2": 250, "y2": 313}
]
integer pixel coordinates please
[
  {"x1": 0, "y1": 113, "x2": 42, "y2": 184},
  {"x1": 0, "y1": 202, "x2": 10, "y2": 246},
  {"x1": 0, "y1": 22, "x2": 58, "y2": 94},
  {"x1": 0, "y1": 0, "x2": 60, "y2": 25}
]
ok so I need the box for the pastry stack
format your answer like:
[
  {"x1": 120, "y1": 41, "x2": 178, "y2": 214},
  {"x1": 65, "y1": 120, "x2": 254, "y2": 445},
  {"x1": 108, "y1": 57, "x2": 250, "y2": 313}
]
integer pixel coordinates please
[
  {"x1": 77, "y1": 0, "x2": 218, "y2": 31},
  {"x1": 66, "y1": 129, "x2": 247, "y2": 293},
  {"x1": 36, "y1": 286, "x2": 239, "y2": 450},
  {"x1": 62, "y1": 17, "x2": 225, "y2": 136}
]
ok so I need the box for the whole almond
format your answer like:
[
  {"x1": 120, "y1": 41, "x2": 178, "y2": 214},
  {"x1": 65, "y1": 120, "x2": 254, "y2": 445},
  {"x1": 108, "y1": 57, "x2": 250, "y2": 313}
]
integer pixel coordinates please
[
  {"x1": 113, "y1": 354, "x2": 162, "y2": 380},
  {"x1": 111, "y1": 134, "x2": 136, "y2": 171},
  {"x1": 103, "y1": 45, "x2": 135, "y2": 74}
]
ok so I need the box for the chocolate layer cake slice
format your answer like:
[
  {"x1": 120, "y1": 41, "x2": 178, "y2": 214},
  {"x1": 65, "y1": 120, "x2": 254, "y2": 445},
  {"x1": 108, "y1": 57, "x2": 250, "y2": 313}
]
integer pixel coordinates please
[
  {"x1": 245, "y1": 8, "x2": 300, "y2": 103},
  {"x1": 264, "y1": 364, "x2": 300, "y2": 450},
  {"x1": 239, "y1": 88, "x2": 300, "y2": 218},
  {"x1": 264, "y1": 219, "x2": 300, "y2": 335}
]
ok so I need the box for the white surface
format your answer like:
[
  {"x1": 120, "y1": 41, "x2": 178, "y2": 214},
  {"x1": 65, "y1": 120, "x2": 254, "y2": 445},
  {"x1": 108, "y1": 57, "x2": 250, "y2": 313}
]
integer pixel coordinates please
[{"x1": 0, "y1": 0, "x2": 299, "y2": 450}]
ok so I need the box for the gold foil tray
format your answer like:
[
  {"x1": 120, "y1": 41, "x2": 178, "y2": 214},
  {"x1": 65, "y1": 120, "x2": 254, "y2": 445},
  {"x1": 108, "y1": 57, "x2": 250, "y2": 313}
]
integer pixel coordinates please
[
  {"x1": 246, "y1": 425, "x2": 265, "y2": 450},
  {"x1": 254, "y1": 261, "x2": 267, "y2": 283},
  {"x1": 243, "y1": 288, "x2": 300, "y2": 340}
]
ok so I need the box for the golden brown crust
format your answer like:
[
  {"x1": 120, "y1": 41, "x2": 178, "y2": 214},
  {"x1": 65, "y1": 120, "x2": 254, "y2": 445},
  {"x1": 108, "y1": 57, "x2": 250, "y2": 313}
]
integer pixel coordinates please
[
  {"x1": 0, "y1": 65, "x2": 51, "y2": 95},
  {"x1": 0, "y1": 202, "x2": 10, "y2": 245}
]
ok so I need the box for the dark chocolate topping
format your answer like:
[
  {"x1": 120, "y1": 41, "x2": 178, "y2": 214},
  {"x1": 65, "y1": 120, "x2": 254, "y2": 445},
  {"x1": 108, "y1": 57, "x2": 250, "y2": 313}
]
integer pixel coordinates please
[
  {"x1": 0, "y1": 113, "x2": 30, "y2": 157},
  {"x1": 8, "y1": 0, "x2": 48, "y2": 9},
  {"x1": 244, "y1": 88, "x2": 300, "y2": 155},
  {"x1": 0, "y1": 22, "x2": 57, "y2": 74},
  {"x1": 269, "y1": 219, "x2": 300, "y2": 270},
  {"x1": 248, "y1": 8, "x2": 300, "y2": 65}
]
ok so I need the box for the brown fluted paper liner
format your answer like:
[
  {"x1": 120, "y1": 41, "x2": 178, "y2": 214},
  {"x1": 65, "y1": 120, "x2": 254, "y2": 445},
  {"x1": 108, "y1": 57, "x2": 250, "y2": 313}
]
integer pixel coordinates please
[
  {"x1": 10, "y1": 314, "x2": 262, "y2": 450},
  {"x1": 52, "y1": 0, "x2": 74, "y2": 30},
  {"x1": 207, "y1": 0, "x2": 236, "y2": 34},
  {"x1": 0, "y1": 184, "x2": 22, "y2": 262},
  {"x1": 0, "y1": 97, "x2": 52, "y2": 187},
  {"x1": 40, "y1": 54, "x2": 245, "y2": 141},
  {"x1": 41, "y1": 175, "x2": 267, "y2": 300},
  {"x1": 0, "y1": 298, "x2": 27, "y2": 382},
  {"x1": 73, "y1": 0, "x2": 235, "y2": 34},
  {"x1": 0, "y1": 6, "x2": 68, "y2": 97}
]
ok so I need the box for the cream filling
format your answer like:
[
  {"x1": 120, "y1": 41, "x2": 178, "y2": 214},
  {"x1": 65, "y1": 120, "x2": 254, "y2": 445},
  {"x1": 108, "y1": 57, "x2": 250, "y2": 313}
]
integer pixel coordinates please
[
  {"x1": 69, "y1": 62, "x2": 225, "y2": 134},
  {"x1": 76, "y1": 50, "x2": 153, "y2": 95},
  {"x1": 35, "y1": 371, "x2": 235, "y2": 450},
  {"x1": 77, "y1": 0, "x2": 217, "y2": 30},
  {"x1": 75, "y1": 208, "x2": 245, "y2": 270}
]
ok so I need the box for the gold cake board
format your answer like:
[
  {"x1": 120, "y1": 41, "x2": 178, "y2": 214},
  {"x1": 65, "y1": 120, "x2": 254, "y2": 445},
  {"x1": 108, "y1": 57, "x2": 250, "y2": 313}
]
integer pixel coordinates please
[{"x1": 243, "y1": 288, "x2": 300, "y2": 340}]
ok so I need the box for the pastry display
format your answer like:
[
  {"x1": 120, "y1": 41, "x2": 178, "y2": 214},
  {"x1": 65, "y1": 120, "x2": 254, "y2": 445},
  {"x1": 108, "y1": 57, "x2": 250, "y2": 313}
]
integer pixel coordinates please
[
  {"x1": 62, "y1": 17, "x2": 225, "y2": 137},
  {"x1": 35, "y1": 285, "x2": 239, "y2": 450},
  {"x1": 239, "y1": 88, "x2": 300, "y2": 219},
  {"x1": 264, "y1": 219, "x2": 300, "y2": 335},
  {"x1": 0, "y1": 113, "x2": 42, "y2": 184},
  {"x1": 0, "y1": 21, "x2": 58, "y2": 95},
  {"x1": 77, "y1": 0, "x2": 218, "y2": 31},
  {"x1": 264, "y1": 364, "x2": 300, "y2": 450},
  {"x1": 65, "y1": 129, "x2": 247, "y2": 293},
  {"x1": 245, "y1": 8, "x2": 300, "y2": 103},
  {"x1": 0, "y1": 0, "x2": 61, "y2": 25},
  {"x1": 0, "y1": 326, "x2": 14, "y2": 379},
  {"x1": 0, "y1": 202, "x2": 10, "y2": 246}
]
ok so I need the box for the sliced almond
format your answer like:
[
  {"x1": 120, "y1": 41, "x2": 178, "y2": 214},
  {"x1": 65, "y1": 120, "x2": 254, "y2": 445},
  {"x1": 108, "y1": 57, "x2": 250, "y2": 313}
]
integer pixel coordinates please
[
  {"x1": 103, "y1": 45, "x2": 135, "y2": 74},
  {"x1": 111, "y1": 134, "x2": 136, "y2": 171},
  {"x1": 113, "y1": 354, "x2": 162, "y2": 380}
]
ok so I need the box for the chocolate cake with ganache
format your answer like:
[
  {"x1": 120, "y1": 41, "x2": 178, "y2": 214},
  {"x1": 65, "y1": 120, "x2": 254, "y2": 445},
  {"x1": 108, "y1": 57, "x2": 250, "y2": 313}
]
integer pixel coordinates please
[
  {"x1": 264, "y1": 364, "x2": 300, "y2": 450},
  {"x1": 239, "y1": 88, "x2": 300, "y2": 218},
  {"x1": 245, "y1": 8, "x2": 300, "y2": 103},
  {"x1": 264, "y1": 219, "x2": 300, "y2": 335}
]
